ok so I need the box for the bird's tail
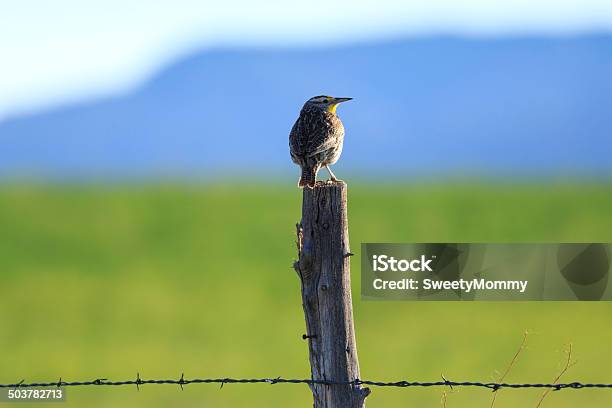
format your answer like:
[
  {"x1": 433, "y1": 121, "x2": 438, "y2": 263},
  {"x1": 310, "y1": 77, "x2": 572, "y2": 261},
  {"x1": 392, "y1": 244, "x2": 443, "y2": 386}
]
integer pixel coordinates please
[{"x1": 298, "y1": 165, "x2": 319, "y2": 189}]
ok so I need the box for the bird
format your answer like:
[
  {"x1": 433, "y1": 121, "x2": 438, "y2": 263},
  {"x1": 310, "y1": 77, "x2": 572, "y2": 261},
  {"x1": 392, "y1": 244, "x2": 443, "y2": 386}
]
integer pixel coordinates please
[{"x1": 289, "y1": 95, "x2": 352, "y2": 188}]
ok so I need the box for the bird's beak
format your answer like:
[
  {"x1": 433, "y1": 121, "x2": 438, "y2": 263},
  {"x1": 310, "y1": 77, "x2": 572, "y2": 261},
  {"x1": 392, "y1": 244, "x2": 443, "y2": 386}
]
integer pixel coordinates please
[{"x1": 333, "y1": 97, "x2": 353, "y2": 103}]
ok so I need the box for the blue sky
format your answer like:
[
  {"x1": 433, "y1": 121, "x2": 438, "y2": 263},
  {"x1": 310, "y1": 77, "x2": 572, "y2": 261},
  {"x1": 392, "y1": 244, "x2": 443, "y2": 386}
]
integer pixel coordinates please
[{"x1": 1, "y1": 0, "x2": 612, "y2": 119}]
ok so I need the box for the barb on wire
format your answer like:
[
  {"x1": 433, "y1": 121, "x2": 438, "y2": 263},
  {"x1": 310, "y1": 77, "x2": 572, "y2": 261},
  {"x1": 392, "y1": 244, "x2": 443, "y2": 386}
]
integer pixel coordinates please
[
  {"x1": 135, "y1": 372, "x2": 143, "y2": 391},
  {"x1": 536, "y1": 343, "x2": 577, "y2": 407},
  {"x1": 0, "y1": 376, "x2": 610, "y2": 391},
  {"x1": 441, "y1": 374, "x2": 453, "y2": 390},
  {"x1": 491, "y1": 331, "x2": 529, "y2": 407}
]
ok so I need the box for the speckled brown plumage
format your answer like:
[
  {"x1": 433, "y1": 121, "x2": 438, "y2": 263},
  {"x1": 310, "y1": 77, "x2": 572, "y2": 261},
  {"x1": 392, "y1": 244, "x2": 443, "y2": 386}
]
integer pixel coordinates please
[{"x1": 289, "y1": 96, "x2": 347, "y2": 188}]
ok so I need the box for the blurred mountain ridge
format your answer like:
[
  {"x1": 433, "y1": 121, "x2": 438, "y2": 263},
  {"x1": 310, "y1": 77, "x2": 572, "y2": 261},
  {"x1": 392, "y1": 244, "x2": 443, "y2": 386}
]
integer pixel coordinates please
[{"x1": 1, "y1": 35, "x2": 611, "y2": 179}]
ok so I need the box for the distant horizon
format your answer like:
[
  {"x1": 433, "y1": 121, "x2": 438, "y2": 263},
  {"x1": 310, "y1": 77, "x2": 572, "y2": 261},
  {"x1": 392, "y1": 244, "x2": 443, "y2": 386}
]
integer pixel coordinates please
[
  {"x1": 3, "y1": 0, "x2": 612, "y2": 118},
  {"x1": 1, "y1": 171, "x2": 612, "y2": 184},
  {"x1": 2, "y1": 35, "x2": 611, "y2": 179},
  {"x1": 2, "y1": 31, "x2": 612, "y2": 121}
]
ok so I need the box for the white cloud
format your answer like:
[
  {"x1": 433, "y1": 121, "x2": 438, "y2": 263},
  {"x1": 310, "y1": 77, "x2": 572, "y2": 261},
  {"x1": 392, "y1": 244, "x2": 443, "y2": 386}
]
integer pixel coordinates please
[{"x1": 1, "y1": 0, "x2": 611, "y2": 118}]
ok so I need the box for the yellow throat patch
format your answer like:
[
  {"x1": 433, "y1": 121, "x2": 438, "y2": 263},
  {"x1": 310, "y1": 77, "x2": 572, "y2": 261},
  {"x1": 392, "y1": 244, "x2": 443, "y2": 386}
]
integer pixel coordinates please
[{"x1": 327, "y1": 103, "x2": 339, "y2": 114}]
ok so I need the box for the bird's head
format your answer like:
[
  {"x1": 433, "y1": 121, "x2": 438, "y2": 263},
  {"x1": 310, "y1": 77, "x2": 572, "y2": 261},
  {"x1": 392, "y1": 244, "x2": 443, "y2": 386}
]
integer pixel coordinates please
[{"x1": 304, "y1": 95, "x2": 352, "y2": 114}]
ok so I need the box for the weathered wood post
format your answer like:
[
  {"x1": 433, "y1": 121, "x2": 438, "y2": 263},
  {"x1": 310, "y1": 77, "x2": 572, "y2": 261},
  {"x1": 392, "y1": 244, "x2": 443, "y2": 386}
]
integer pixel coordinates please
[{"x1": 294, "y1": 181, "x2": 370, "y2": 407}]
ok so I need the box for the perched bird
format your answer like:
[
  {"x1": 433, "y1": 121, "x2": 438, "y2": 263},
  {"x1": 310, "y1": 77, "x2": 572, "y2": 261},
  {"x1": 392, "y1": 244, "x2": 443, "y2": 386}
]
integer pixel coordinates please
[{"x1": 289, "y1": 95, "x2": 352, "y2": 188}]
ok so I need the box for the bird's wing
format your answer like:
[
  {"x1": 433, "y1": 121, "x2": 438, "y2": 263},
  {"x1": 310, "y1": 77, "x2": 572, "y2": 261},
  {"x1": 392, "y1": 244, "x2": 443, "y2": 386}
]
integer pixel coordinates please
[
  {"x1": 289, "y1": 118, "x2": 306, "y2": 161},
  {"x1": 289, "y1": 120, "x2": 301, "y2": 152},
  {"x1": 290, "y1": 110, "x2": 343, "y2": 158},
  {"x1": 306, "y1": 133, "x2": 340, "y2": 157},
  {"x1": 305, "y1": 115, "x2": 343, "y2": 157},
  {"x1": 290, "y1": 111, "x2": 324, "y2": 156}
]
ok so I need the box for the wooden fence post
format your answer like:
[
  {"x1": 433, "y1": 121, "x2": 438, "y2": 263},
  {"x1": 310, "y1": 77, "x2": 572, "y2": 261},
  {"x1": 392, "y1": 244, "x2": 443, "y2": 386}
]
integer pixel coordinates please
[{"x1": 294, "y1": 181, "x2": 370, "y2": 407}]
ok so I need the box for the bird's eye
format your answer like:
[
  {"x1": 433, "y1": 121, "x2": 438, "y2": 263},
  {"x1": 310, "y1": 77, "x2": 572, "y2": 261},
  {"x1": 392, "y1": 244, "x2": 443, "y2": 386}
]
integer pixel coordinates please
[{"x1": 322, "y1": 99, "x2": 329, "y2": 103}]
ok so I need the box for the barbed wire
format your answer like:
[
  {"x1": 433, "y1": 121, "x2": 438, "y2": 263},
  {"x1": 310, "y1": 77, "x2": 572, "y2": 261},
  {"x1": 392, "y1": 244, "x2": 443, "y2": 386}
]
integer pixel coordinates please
[{"x1": 1, "y1": 375, "x2": 611, "y2": 392}]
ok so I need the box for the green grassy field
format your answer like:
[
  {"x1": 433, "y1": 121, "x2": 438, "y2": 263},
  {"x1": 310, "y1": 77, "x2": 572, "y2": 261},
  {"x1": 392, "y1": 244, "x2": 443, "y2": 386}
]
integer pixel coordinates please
[{"x1": 1, "y1": 183, "x2": 611, "y2": 407}]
